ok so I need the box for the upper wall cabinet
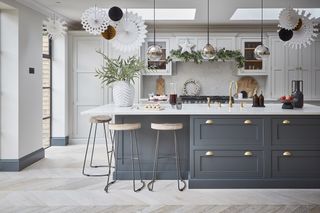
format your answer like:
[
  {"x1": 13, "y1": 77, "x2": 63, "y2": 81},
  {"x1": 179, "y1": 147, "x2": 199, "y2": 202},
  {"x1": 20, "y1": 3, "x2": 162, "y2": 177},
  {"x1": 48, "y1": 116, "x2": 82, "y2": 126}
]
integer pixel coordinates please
[
  {"x1": 142, "y1": 37, "x2": 173, "y2": 76},
  {"x1": 237, "y1": 37, "x2": 269, "y2": 76}
]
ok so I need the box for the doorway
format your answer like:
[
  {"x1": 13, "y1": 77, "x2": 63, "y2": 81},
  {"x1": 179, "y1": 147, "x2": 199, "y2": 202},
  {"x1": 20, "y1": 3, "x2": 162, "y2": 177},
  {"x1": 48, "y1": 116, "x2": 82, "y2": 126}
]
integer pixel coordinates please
[{"x1": 42, "y1": 35, "x2": 52, "y2": 148}]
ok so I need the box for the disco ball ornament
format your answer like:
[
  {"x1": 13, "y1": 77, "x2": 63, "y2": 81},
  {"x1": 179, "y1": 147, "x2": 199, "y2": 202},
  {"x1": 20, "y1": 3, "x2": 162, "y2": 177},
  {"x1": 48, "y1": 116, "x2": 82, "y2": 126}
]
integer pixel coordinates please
[
  {"x1": 279, "y1": 8, "x2": 300, "y2": 30},
  {"x1": 254, "y1": 45, "x2": 270, "y2": 60},
  {"x1": 147, "y1": 45, "x2": 163, "y2": 61},
  {"x1": 101, "y1": 25, "x2": 116, "y2": 40},
  {"x1": 278, "y1": 28, "x2": 293, "y2": 41},
  {"x1": 201, "y1": 43, "x2": 216, "y2": 60},
  {"x1": 108, "y1": 6, "x2": 123, "y2": 21}
]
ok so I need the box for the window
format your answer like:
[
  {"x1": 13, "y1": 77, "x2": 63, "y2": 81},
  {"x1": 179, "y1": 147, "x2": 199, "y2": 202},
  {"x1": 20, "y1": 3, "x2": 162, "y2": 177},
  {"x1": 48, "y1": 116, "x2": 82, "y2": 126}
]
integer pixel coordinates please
[{"x1": 42, "y1": 35, "x2": 52, "y2": 148}]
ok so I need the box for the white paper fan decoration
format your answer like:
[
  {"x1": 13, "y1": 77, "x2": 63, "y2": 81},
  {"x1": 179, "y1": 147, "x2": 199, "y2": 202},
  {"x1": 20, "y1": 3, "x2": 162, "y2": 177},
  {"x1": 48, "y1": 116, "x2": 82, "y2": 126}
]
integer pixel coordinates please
[
  {"x1": 81, "y1": 6, "x2": 110, "y2": 35},
  {"x1": 279, "y1": 8, "x2": 300, "y2": 30},
  {"x1": 111, "y1": 11, "x2": 147, "y2": 53},
  {"x1": 285, "y1": 10, "x2": 320, "y2": 49},
  {"x1": 43, "y1": 16, "x2": 68, "y2": 39}
]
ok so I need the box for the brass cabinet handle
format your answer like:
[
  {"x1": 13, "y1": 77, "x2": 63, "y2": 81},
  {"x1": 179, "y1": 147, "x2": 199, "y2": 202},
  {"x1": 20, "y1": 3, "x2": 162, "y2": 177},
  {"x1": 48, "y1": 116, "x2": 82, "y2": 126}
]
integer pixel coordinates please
[
  {"x1": 205, "y1": 151, "x2": 214, "y2": 156},
  {"x1": 283, "y1": 151, "x2": 292, "y2": 156},
  {"x1": 244, "y1": 120, "x2": 252, "y2": 125},
  {"x1": 282, "y1": 120, "x2": 290, "y2": 125},
  {"x1": 244, "y1": 151, "x2": 253, "y2": 156},
  {"x1": 205, "y1": 120, "x2": 214, "y2": 125}
]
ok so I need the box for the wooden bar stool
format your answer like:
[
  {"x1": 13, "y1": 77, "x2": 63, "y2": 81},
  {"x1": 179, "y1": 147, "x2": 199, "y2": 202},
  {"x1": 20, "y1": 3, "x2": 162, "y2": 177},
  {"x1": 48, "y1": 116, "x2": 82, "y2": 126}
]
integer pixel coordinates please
[
  {"x1": 105, "y1": 123, "x2": 145, "y2": 193},
  {"x1": 82, "y1": 115, "x2": 112, "y2": 177},
  {"x1": 148, "y1": 123, "x2": 186, "y2": 191}
]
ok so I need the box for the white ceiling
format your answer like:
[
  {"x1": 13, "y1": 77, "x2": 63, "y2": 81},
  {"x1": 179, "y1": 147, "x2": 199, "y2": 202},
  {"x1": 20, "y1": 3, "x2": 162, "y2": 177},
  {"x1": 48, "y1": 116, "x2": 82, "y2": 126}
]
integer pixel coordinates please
[{"x1": 16, "y1": 0, "x2": 320, "y2": 25}]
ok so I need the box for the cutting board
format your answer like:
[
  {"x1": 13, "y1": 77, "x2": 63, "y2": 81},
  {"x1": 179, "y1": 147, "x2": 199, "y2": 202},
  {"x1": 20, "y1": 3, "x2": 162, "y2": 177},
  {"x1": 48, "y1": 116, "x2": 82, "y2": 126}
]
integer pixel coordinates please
[
  {"x1": 237, "y1": 76, "x2": 259, "y2": 98},
  {"x1": 156, "y1": 76, "x2": 165, "y2": 95}
]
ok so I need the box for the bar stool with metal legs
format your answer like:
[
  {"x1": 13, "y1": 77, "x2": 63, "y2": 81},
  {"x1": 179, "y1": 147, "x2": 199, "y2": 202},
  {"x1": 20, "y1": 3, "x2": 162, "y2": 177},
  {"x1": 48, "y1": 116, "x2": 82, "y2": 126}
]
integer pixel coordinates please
[
  {"x1": 148, "y1": 123, "x2": 186, "y2": 191},
  {"x1": 105, "y1": 123, "x2": 145, "y2": 193},
  {"x1": 82, "y1": 115, "x2": 112, "y2": 177}
]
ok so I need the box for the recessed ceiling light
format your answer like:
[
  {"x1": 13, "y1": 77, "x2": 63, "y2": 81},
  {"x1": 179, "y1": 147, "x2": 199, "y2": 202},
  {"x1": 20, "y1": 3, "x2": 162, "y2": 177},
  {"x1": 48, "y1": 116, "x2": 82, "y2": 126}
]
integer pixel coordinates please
[
  {"x1": 126, "y1": 8, "x2": 196, "y2": 20},
  {"x1": 230, "y1": 8, "x2": 320, "y2": 20}
]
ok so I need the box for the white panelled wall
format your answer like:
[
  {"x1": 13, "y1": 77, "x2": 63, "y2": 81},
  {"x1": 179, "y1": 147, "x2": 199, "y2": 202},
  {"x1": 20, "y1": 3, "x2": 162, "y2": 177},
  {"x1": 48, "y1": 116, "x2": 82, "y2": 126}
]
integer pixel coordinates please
[{"x1": 68, "y1": 32, "x2": 139, "y2": 143}]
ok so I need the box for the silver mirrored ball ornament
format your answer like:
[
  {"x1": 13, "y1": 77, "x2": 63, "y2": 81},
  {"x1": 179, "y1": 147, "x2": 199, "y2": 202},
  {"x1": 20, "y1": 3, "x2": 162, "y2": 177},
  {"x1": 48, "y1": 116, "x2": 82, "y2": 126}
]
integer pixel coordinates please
[
  {"x1": 201, "y1": 43, "x2": 216, "y2": 60},
  {"x1": 147, "y1": 45, "x2": 163, "y2": 61},
  {"x1": 254, "y1": 45, "x2": 270, "y2": 60}
]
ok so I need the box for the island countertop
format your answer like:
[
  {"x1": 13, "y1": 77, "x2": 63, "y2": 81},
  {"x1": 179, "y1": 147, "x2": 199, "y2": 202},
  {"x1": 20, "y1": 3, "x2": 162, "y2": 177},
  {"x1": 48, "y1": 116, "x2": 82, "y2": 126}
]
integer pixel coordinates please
[{"x1": 81, "y1": 103, "x2": 320, "y2": 116}]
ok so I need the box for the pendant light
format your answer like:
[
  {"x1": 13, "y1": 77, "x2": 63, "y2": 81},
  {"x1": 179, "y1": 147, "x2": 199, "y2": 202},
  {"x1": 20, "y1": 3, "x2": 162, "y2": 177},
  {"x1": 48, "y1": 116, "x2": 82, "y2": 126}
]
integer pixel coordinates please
[
  {"x1": 201, "y1": 0, "x2": 216, "y2": 60},
  {"x1": 254, "y1": 0, "x2": 270, "y2": 60},
  {"x1": 147, "y1": 0, "x2": 163, "y2": 61}
]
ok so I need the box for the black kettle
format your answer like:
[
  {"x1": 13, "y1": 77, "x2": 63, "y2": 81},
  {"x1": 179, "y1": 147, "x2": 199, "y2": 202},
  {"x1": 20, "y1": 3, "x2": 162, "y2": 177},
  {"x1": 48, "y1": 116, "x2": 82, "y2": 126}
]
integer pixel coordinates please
[{"x1": 291, "y1": 80, "x2": 304, "y2": 108}]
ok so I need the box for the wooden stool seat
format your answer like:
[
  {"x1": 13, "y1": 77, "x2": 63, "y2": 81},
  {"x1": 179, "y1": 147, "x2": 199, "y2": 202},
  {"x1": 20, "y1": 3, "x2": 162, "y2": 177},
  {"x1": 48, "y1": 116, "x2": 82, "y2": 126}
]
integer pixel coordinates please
[
  {"x1": 90, "y1": 115, "x2": 112, "y2": 123},
  {"x1": 109, "y1": 123, "x2": 141, "y2": 131},
  {"x1": 151, "y1": 123, "x2": 183, "y2": 131}
]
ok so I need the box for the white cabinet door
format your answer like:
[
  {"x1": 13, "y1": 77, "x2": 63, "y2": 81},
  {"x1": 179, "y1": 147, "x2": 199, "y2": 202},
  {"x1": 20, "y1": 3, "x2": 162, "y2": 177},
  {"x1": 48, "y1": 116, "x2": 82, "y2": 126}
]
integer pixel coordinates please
[
  {"x1": 300, "y1": 46, "x2": 312, "y2": 99},
  {"x1": 72, "y1": 36, "x2": 105, "y2": 138},
  {"x1": 312, "y1": 39, "x2": 320, "y2": 99},
  {"x1": 286, "y1": 47, "x2": 300, "y2": 94},
  {"x1": 270, "y1": 37, "x2": 286, "y2": 98}
]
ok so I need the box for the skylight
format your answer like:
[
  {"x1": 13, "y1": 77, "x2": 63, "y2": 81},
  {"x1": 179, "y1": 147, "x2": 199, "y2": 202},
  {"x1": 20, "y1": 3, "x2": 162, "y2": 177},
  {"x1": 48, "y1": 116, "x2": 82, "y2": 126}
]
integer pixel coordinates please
[
  {"x1": 230, "y1": 8, "x2": 320, "y2": 20},
  {"x1": 126, "y1": 9, "x2": 196, "y2": 20}
]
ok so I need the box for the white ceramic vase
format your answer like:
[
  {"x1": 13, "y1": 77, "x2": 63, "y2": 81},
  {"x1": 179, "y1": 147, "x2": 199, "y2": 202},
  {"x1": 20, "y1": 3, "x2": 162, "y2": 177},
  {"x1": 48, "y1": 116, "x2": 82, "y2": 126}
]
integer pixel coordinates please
[{"x1": 112, "y1": 81, "x2": 135, "y2": 107}]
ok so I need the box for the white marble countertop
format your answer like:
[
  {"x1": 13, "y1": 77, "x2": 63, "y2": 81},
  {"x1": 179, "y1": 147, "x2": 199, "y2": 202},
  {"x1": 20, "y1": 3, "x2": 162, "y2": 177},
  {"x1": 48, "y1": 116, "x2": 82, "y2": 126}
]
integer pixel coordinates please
[{"x1": 81, "y1": 103, "x2": 320, "y2": 116}]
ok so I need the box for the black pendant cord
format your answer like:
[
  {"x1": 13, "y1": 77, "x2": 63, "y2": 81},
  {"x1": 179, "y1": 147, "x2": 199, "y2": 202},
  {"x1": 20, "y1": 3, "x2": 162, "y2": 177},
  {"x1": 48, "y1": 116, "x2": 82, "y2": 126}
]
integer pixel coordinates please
[
  {"x1": 207, "y1": 0, "x2": 209, "y2": 44},
  {"x1": 153, "y1": 0, "x2": 156, "y2": 46},
  {"x1": 260, "y1": 0, "x2": 263, "y2": 45}
]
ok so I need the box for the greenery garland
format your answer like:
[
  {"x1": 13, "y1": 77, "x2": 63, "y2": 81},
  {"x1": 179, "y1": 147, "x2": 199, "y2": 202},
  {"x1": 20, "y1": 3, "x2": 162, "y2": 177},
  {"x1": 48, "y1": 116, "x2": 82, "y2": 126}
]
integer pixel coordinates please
[{"x1": 166, "y1": 48, "x2": 245, "y2": 68}]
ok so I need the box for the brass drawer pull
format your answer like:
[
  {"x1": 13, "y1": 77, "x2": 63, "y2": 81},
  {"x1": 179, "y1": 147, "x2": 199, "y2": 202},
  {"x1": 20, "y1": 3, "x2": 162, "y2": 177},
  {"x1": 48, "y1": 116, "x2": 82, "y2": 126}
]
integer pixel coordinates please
[
  {"x1": 282, "y1": 120, "x2": 290, "y2": 125},
  {"x1": 244, "y1": 151, "x2": 253, "y2": 156},
  {"x1": 244, "y1": 120, "x2": 252, "y2": 125},
  {"x1": 205, "y1": 120, "x2": 214, "y2": 125},
  {"x1": 283, "y1": 151, "x2": 292, "y2": 156},
  {"x1": 205, "y1": 151, "x2": 214, "y2": 156}
]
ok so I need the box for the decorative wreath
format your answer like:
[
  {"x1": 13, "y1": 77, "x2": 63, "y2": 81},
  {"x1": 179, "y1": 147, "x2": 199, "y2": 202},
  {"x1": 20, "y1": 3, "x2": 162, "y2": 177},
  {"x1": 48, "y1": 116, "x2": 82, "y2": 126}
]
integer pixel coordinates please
[
  {"x1": 183, "y1": 79, "x2": 201, "y2": 96},
  {"x1": 111, "y1": 11, "x2": 147, "y2": 53}
]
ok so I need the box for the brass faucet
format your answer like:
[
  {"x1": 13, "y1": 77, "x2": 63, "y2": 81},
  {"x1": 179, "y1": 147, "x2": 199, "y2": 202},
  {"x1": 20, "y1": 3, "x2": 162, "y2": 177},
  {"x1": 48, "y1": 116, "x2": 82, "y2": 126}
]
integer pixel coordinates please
[{"x1": 229, "y1": 81, "x2": 237, "y2": 108}]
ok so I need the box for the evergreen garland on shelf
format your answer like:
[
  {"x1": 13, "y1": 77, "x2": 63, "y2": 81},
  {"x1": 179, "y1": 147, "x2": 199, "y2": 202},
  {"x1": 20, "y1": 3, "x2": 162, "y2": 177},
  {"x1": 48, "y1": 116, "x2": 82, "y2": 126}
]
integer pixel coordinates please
[{"x1": 166, "y1": 48, "x2": 245, "y2": 68}]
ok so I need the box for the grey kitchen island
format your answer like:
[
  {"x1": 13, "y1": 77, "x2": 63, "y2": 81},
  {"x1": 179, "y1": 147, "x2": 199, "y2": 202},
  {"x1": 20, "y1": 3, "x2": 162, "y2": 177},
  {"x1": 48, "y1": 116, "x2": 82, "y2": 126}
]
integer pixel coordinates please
[{"x1": 82, "y1": 103, "x2": 320, "y2": 188}]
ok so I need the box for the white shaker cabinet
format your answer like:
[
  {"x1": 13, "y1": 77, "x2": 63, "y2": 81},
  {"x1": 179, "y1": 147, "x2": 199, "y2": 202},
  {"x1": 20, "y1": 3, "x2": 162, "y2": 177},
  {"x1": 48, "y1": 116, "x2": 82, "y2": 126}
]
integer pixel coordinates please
[
  {"x1": 270, "y1": 36, "x2": 317, "y2": 100},
  {"x1": 312, "y1": 39, "x2": 320, "y2": 99}
]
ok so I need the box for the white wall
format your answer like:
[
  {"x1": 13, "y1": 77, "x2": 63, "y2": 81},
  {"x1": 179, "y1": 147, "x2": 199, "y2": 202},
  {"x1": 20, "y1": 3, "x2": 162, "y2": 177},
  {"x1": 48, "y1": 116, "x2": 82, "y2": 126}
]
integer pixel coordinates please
[
  {"x1": 0, "y1": 0, "x2": 44, "y2": 159},
  {"x1": 0, "y1": 8, "x2": 19, "y2": 159},
  {"x1": 52, "y1": 36, "x2": 68, "y2": 138}
]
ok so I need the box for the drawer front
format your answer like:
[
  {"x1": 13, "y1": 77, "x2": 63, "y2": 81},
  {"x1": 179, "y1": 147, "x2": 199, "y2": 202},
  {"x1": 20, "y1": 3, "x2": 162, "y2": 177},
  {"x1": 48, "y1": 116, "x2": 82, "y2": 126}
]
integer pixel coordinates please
[
  {"x1": 193, "y1": 118, "x2": 263, "y2": 146},
  {"x1": 272, "y1": 118, "x2": 320, "y2": 146},
  {"x1": 272, "y1": 150, "x2": 320, "y2": 178},
  {"x1": 193, "y1": 150, "x2": 264, "y2": 179}
]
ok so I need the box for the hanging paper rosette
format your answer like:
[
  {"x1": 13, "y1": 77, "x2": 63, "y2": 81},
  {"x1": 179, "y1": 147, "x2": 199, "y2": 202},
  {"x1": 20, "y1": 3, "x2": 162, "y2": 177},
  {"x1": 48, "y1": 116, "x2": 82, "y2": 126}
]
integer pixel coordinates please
[
  {"x1": 285, "y1": 10, "x2": 319, "y2": 49},
  {"x1": 81, "y1": 6, "x2": 110, "y2": 35},
  {"x1": 111, "y1": 11, "x2": 147, "y2": 53},
  {"x1": 43, "y1": 16, "x2": 68, "y2": 39}
]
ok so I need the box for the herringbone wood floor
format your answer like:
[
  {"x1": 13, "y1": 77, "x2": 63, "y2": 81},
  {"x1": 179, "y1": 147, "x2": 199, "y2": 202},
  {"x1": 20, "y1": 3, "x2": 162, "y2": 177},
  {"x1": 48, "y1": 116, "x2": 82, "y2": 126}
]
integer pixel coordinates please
[{"x1": 0, "y1": 145, "x2": 319, "y2": 213}]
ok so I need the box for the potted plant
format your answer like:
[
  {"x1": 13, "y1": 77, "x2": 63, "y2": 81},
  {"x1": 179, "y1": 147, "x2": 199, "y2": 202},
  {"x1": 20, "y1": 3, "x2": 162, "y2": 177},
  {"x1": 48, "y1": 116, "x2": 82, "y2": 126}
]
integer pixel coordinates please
[{"x1": 96, "y1": 51, "x2": 147, "y2": 107}]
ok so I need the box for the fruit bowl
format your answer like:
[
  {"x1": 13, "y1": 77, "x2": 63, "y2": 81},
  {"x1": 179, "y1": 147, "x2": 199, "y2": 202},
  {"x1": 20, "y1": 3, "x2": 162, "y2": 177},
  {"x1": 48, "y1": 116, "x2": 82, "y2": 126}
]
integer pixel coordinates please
[{"x1": 280, "y1": 95, "x2": 294, "y2": 109}]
